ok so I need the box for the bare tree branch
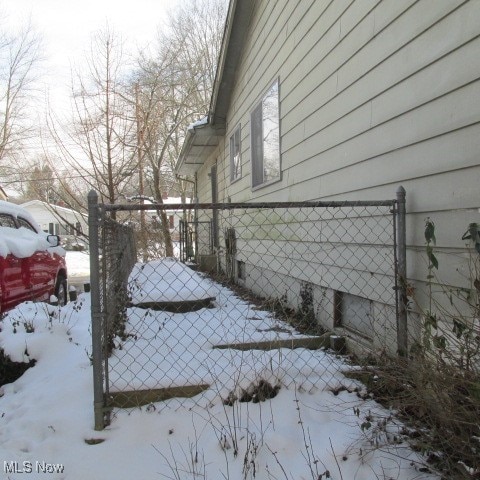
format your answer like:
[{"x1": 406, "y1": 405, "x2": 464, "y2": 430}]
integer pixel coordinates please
[{"x1": 0, "y1": 16, "x2": 43, "y2": 169}]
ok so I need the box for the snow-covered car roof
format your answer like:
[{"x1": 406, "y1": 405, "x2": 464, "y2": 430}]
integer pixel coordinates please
[
  {"x1": 0, "y1": 226, "x2": 52, "y2": 259},
  {"x1": 0, "y1": 200, "x2": 65, "y2": 259}
]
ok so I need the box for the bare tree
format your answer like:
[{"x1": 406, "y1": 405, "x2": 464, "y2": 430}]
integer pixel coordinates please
[
  {"x1": 131, "y1": 0, "x2": 227, "y2": 256},
  {"x1": 41, "y1": 1, "x2": 226, "y2": 258},
  {"x1": 165, "y1": 0, "x2": 226, "y2": 109},
  {"x1": 24, "y1": 157, "x2": 56, "y2": 202},
  {"x1": 48, "y1": 25, "x2": 137, "y2": 210},
  {"x1": 0, "y1": 16, "x2": 42, "y2": 170}
]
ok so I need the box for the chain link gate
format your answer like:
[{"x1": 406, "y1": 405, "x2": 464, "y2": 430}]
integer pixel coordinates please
[{"x1": 88, "y1": 189, "x2": 407, "y2": 430}]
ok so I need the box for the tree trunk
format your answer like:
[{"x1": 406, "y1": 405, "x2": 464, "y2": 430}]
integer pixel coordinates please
[{"x1": 153, "y1": 169, "x2": 174, "y2": 257}]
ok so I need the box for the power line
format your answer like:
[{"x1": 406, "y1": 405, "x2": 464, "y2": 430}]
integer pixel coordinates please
[
  {"x1": 0, "y1": 170, "x2": 168, "y2": 186},
  {"x1": 0, "y1": 167, "x2": 164, "y2": 180}
]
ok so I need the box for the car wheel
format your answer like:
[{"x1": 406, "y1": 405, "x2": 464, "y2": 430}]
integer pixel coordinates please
[{"x1": 54, "y1": 274, "x2": 68, "y2": 307}]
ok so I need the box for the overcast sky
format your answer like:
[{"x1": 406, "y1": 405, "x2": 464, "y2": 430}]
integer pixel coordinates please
[{"x1": 1, "y1": 0, "x2": 180, "y2": 109}]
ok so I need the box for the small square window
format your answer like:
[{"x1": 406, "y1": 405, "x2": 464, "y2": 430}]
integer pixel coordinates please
[{"x1": 230, "y1": 125, "x2": 241, "y2": 182}]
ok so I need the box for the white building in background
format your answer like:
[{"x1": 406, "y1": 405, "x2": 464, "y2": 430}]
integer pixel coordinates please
[
  {"x1": 21, "y1": 200, "x2": 88, "y2": 248},
  {"x1": 132, "y1": 196, "x2": 191, "y2": 238},
  {"x1": 163, "y1": 196, "x2": 192, "y2": 239}
]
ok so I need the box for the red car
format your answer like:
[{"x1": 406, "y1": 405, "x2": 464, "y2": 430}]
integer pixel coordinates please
[{"x1": 0, "y1": 200, "x2": 68, "y2": 314}]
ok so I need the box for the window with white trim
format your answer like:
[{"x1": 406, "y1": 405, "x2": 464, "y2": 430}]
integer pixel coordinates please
[
  {"x1": 230, "y1": 124, "x2": 241, "y2": 182},
  {"x1": 251, "y1": 79, "x2": 280, "y2": 188}
]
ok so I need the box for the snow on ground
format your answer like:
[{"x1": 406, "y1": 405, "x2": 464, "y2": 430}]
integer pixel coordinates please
[
  {"x1": 128, "y1": 258, "x2": 216, "y2": 303},
  {"x1": 112, "y1": 273, "x2": 341, "y2": 393},
  {"x1": 0, "y1": 258, "x2": 438, "y2": 480},
  {"x1": 65, "y1": 251, "x2": 90, "y2": 279}
]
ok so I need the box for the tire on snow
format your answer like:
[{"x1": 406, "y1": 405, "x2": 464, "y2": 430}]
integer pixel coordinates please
[{"x1": 54, "y1": 274, "x2": 68, "y2": 307}]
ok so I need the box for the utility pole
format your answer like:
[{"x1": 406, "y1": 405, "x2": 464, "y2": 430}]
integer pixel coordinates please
[{"x1": 135, "y1": 83, "x2": 147, "y2": 260}]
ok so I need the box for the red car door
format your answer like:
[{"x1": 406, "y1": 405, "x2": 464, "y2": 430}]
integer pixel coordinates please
[
  {"x1": 0, "y1": 254, "x2": 32, "y2": 311},
  {"x1": 16, "y1": 217, "x2": 56, "y2": 302},
  {"x1": 29, "y1": 250, "x2": 57, "y2": 302},
  {"x1": 0, "y1": 213, "x2": 33, "y2": 311}
]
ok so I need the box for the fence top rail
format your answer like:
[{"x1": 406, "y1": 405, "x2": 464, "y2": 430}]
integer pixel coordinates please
[{"x1": 101, "y1": 200, "x2": 397, "y2": 212}]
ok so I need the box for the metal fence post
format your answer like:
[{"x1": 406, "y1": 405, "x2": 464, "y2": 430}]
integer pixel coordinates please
[
  {"x1": 396, "y1": 186, "x2": 408, "y2": 357},
  {"x1": 88, "y1": 190, "x2": 105, "y2": 430}
]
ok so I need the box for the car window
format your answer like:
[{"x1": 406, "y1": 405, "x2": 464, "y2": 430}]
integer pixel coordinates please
[
  {"x1": 0, "y1": 213, "x2": 17, "y2": 228},
  {"x1": 17, "y1": 217, "x2": 37, "y2": 232}
]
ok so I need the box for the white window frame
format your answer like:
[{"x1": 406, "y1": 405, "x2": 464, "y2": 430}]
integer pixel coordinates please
[
  {"x1": 251, "y1": 79, "x2": 280, "y2": 189},
  {"x1": 229, "y1": 124, "x2": 242, "y2": 182}
]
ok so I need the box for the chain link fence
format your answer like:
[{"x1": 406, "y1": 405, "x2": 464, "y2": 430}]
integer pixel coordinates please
[{"x1": 88, "y1": 190, "x2": 407, "y2": 430}]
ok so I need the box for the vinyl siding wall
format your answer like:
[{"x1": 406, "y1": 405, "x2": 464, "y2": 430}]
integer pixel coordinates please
[{"x1": 194, "y1": 0, "x2": 480, "y2": 346}]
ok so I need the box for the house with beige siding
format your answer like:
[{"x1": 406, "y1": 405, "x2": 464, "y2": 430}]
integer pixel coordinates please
[{"x1": 176, "y1": 0, "x2": 480, "y2": 354}]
